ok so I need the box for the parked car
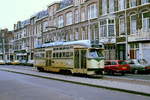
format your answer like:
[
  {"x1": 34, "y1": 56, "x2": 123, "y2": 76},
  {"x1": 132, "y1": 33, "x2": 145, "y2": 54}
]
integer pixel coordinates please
[
  {"x1": 104, "y1": 60, "x2": 130, "y2": 75},
  {"x1": 0, "y1": 60, "x2": 5, "y2": 65},
  {"x1": 127, "y1": 59, "x2": 150, "y2": 74}
]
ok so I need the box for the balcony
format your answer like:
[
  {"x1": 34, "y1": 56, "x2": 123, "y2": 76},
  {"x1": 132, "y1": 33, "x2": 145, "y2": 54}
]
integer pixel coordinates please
[
  {"x1": 128, "y1": 29, "x2": 150, "y2": 42},
  {"x1": 99, "y1": 37, "x2": 116, "y2": 44}
]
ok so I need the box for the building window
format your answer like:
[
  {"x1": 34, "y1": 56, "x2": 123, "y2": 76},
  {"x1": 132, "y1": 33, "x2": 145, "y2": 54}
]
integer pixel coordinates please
[
  {"x1": 100, "y1": 19, "x2": 115, "y2": 37},
  {"x1": 102, "y1": 0, "x2": 107, "y2": 15},
  {"x1": 118, "y1": 0, "x2": 125, "y2": 10},
  {"x1": 109, "y1": 0, "x2": 115, "y2": 13},
  {"x1": 81, "y1": 27, "x2": 86, "y2": 40},
  {"x1": 74, "y1": 0, "x2": 80, "y2": 6},
  {"x1": 75, "y1": 28, "x2": 79, "y2": 40},
  {"x1": 80, "y1": 0, "x2": 85, "y2": 4},
  {"x1": 58, "y1": 15, "x2": 64, "y2": 28},
  {"x1": 142, "y1": 12, "x2": 150, "y2": 31},
  {"x1": 119, "y1": 17, "x2": 125, "y2": 35},
  {"x1": 88, "y1": 4, "x2": 97, "y2": 20},
  {"x1": 142, "y1": 0, "x2": 150, "y2": 4},
  {"x1": 130, "y1": 0, "x2": 136, "y2": 7},
  {"x1": 81, "y1": 7, "x2": 86, "y2": 21},
  {"x1": 43, "y1": 21, "x2": 48, "y2": 32},
  {"x1": 108, "y1": 19, "x2": 115, "y2": 36},
  {"x1": 66, "y1": 12, "x2": 73, "y2": 25},
  {"x1": 74, "y1": 9, "x2": 79, "y2": 23},
  {"x1": 130, "y1": 15, "x2": 137, "y2": 34},
  {"x1": 100, "y1": 20, "x2": 107, "y2": 37}
]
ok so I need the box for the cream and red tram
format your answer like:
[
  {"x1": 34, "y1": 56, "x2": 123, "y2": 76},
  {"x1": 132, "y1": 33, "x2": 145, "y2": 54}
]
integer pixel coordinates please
[{"x1": 34, "y1": 40, "x2": 104, "y2": 75}]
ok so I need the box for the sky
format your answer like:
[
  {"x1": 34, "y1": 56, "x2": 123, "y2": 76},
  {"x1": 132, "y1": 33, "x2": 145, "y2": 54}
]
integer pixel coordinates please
[{"x1": 0, "y1": 0, "x2": 60, "y2": 30}]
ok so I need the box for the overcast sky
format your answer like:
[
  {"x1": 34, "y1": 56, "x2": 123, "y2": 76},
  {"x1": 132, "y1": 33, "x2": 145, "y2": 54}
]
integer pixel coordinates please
[{"x1": 0, "y1": 0, "x2": 60, "y2": 30}]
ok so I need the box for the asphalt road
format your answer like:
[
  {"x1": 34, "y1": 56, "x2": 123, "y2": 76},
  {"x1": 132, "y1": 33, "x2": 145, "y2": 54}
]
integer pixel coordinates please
[
  {"x1": 0, "y1": 70, "x2": 150, "y2": 100},
  {"x1": 1, "y1": 65, "x2": 150, "y2": 81}
]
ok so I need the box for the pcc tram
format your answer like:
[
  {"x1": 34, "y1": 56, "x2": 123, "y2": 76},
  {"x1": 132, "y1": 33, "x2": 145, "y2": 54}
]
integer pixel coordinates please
[{"x1": 34, "y1": 40, "x2": 104, "y2": 75}]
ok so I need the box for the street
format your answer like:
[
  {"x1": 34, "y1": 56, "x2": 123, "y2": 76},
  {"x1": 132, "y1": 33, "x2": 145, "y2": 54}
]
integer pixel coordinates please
[
  {"x1": 0, "y1": 69, "x2": 150, "y2": 100},
  {"x1": 1, "y1": 65, "x2": 150, "y2": 81}
]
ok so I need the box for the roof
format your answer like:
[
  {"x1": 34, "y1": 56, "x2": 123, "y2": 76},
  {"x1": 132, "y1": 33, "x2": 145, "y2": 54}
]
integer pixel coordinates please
[{"x1": 35, "y1": 40, "x2": 103, "y2": 48}]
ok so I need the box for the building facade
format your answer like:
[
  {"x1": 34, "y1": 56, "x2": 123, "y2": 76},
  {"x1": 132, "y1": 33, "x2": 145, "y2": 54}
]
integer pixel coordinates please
[
  {"x1": 13, "y1": 10, "x2": 48, "y2": 64},
  {"x1": 0, "y1": 29, "x2": 13, "y2": 62},
  {"x1": 11, "y1": 0, "x2": 150, "y2": 63}
]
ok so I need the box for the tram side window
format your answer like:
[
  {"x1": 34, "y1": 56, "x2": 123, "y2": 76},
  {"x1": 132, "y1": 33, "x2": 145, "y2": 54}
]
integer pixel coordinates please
[
  {"x1": 70, "y1": 52, "x2": 73, "y2": 57},
  {"x1": 66, "y1": 52, "x2": 70, "y2": 57},
  {"x1": 63, "y1": 52, "x2": 65, "y2": 57},
  {"x1": 59, "y1": 53, "x2": 62, "y2": 58},
  {"x1": 52, "y1": 53, "x2": 55, "y2": 58},
  {"x1": 56, "y1": 53, "x2": 58, "y2": 58}
]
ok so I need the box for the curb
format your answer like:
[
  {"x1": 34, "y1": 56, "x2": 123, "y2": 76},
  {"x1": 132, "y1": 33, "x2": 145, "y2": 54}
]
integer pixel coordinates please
[{"x1": 0, "y1": 68, "x2": 150, "y2": 97}]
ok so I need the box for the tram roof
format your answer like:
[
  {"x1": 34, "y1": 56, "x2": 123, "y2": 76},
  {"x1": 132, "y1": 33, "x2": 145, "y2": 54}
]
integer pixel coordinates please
[{"x1": 35, "y1": 40, "x2": 103, "y2": 48}]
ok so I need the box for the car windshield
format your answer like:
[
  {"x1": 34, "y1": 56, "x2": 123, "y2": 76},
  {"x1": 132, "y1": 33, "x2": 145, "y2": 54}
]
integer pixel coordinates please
[
  {"x1": 138, "y1": 59, "x2": 148, "y2": 65},
  {"x1": 89, "y1": 49, "x2": 103, "y2": 58},
  {"x1": 118, "y1": 61, "x2": 127, "y2": 65}
]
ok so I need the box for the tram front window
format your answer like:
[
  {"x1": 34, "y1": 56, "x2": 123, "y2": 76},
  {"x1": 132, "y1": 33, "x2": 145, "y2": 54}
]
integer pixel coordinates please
[{"x1": 88, "y1": 49, "x2": 103, "y2": 58}]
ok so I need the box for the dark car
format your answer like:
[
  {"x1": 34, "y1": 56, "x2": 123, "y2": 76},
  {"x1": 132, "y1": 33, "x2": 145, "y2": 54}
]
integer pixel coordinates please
[
  {"x1": 127, "y1": 59, "x2": 150, "y2": 74},
  {"x1": 104, "y1": 60, "x2": 130, "y2": 75}
]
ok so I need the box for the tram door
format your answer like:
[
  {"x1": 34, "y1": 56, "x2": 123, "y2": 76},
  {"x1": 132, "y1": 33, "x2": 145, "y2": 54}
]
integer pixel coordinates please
[
  {"x1": 46, "y1": 50, "x2": 52, "y2": 66},
  {"x1": 74, "y1": 49, "x2": 87, "y2": 73}
]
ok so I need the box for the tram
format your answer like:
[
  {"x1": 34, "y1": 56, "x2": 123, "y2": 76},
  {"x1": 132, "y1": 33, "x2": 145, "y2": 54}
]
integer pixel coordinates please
[{"x1": 34, "y1": 40, "x2": 104, "y2": 75}]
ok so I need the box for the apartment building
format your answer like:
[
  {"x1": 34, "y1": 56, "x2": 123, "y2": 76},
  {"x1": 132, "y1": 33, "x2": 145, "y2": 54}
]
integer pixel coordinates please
[
  {"x1": 114, "y1": 0, "x2": 150, "y2": 61},
  {"x1": 13, "y1": 20, "x2": 30, "y2": 63},
  {"x1": 12, "y1": 0, "x2": 150, "y2": 63},
  {"x1": 0, "y1": 29, "x2": 13, "y2": 62},
  {"x1": 13, "y1": 10, "x2": 48, "y2": 63},
  {"x1": 44, "y1": 0, "x2": 99, "y2": 44}
]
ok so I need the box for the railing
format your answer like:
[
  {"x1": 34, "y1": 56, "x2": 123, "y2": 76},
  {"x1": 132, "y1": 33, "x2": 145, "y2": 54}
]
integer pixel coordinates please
[{"x1": 128, "y1": 29, "x2": 150, "y2": 42}]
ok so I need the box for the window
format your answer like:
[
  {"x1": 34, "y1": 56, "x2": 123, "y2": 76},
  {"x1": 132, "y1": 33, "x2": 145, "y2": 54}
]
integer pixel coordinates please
[
  {"x1": 100, "y1": 20, "x2": 107, "y2": 37},
  {"x1": 142, "y1": 0, "x2": 150, "y2": 4},
  {"x1": 108, "y1": 19, "x2": 115, "y2": 36},
  {"x1": 43, "y1": 21, "x2": 48, "y2": 32},
  {"x1": 130, "y1": 0, "x2": 136, "y2": 7},
  {"x1": 75, "y1": 28, "x2": 79, "y2": 40},
  {"x1": 111, "y1": 61, "x2": 117, "y2": 65},
  {"x1": 66, "y1": 12, "x2": 73, "y2": 25},
  {"x1": 118, "y1": 61, "x2": 127, "y2": 65},
  {"x1": 109, "y1": 0, "x2": 114, "y2": 13},
  {"x1": 130, "y1": 15, "x2": 137, "y2": 34},
  {"x1": 119, "y1": 17, "x2": 125, "y2": 35},
  {"x1": 80, "y1": 0, "x2": 85, "y2": 4},
  {"x1": 88, "y1": 49, "x2": 104, "y2": 58},
  {"x1": 100, "y1": 19, "x2": 115, "y2": 37},
  {"x1": 74, "y1": 9, "x2": 79, "y2": 23},
  {"x1": 102, "y1": 0, "x2": 107, "y2": 15},
  {"x1": 142, "y1": 12, "x2": 150, "y2": 31},
  {"x1": 81, "y1": 27, "x2": 86, "y2": 40},
  {"x1": 81, "y1": 7, "x2": 86, "y2": 21},
  {"x1": 74, "y1": 0, "x2": 80, "y2": 6},
  {"x1": 88, "y1": 4, "x2": 97, "y2": 19},
  {"x1": 118, "y1": 0, "x2": 125, "y2": 10},
  {"x1": 58, "y1": 15, "x2": 64, "y2": 28}
]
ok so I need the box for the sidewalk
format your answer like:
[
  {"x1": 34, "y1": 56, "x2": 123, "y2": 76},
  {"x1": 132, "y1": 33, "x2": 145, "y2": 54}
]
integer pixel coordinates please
[{"x1": 0, "y1": 67, "x2": 150, "y2": 96}]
